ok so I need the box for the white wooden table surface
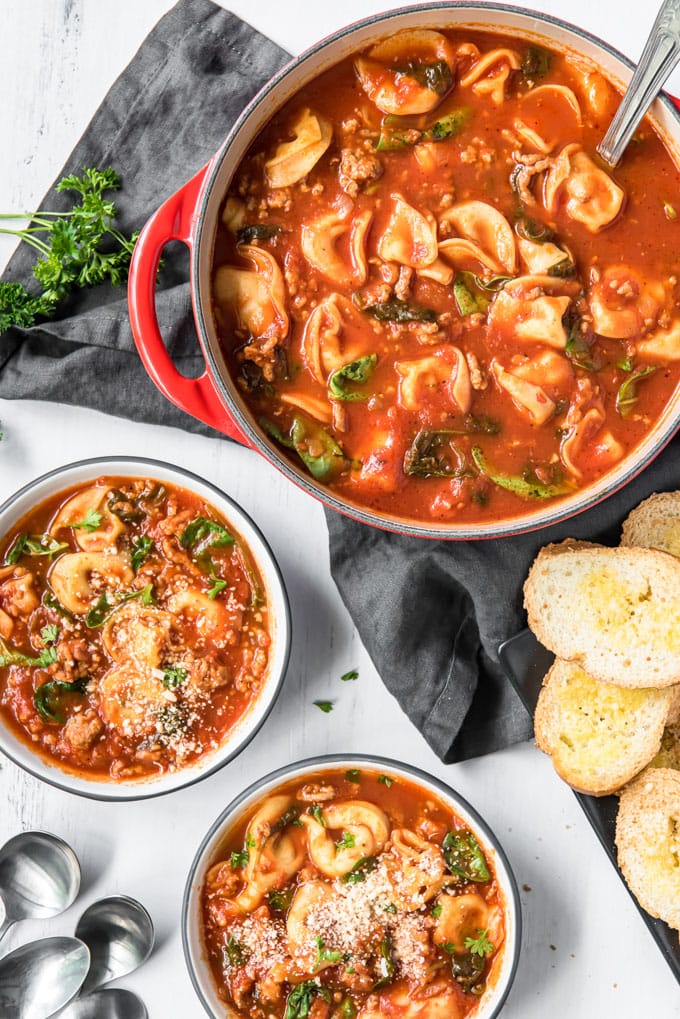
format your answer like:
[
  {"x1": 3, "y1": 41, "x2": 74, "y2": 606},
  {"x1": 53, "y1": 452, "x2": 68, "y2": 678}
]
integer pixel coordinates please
[{"x1": 1, "y1": 1, "x2": 679, "y2": 1016}]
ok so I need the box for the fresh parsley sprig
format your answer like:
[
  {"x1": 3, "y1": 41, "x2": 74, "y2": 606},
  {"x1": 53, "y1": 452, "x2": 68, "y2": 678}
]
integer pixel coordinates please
[{"x1": 0, "y1": 167, "x2": 139, "y2": 333}]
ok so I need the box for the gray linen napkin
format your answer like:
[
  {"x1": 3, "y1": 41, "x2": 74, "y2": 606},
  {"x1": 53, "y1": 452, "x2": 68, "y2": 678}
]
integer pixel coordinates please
[{"x1": 2, "y1": 0, "x2": 679, "y2": 763}]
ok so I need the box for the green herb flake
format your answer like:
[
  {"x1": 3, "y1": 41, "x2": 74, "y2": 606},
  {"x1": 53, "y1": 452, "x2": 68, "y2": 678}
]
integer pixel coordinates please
[
  {"x1": 464, "y1": 928, "x2": 495, "y2": 957},
  {"x1": 377, "y1": 774, "x2": 394, "y2": 788},
  {"x1": 432, "y1": 903, "x2": 443, "y2": 918},
  {"x1": 207, "y1": 577, "x2": 228, "y2": 600},
  {"x1": 268, "y1": 886, "x2": 295, "y2": 911},
  {"x1": 131, "y1": 535, "x2": 153, "y2": 573},
  {"x1": 341, "y1": 669, "x2": 358, "y2": 682},
  {"x1": 40, "y1": 624, "x2": 59, "y2": 646},
  {"x1": 225, "y1": 935, "x2": 245, "y2": 967},
  {"x1": 383, "y1": 903, "x2": 397, "y2": 914},
  {"x1": 377, "y1": 108, "x2": 469, "y2": 150},
  {"x1": 310, "y1": 805, "x2": 327, "y2": 827},
  {"x1": 373, "y1": 935, "x2": 396, "y2": 989},
  {"x1": 336, "y1": 831, "x2": 356, "y2": 850},
  {"x1": 616, "y1": 356, "x2": 634, "y2": 372},
  {"x1": 230, "y1": 849, "x2": 249, "y2": 871},
  {"x1": 162, "y1": 665, "x2": 188, "y2": 689},
  {"x1": 346, "y1": 769, "x2": 362, "y2": 784},
  {"x1": 314, "y1": 700, "x2": 334, "y2": 713},
  {"x1": 72, "y1": 508, "x2": 103, "y2": 532},
  {"x1": 328, "y1": 355, "x2": 377, "y2": 402},
  {"x1": 314, "y1": 936, "x2": 342, "y2": 970},
  {"x1": 4, "y1": 533, "x2": 28, "y2": 565},
  {"x1": 361, "y1": 297, "x2": 437, "y2": 324}
]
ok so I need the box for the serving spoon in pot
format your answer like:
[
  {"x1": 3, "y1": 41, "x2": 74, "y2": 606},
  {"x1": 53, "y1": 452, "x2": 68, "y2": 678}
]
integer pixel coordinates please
[
  {"x1": 0, "y1": 936, "x2": 90, "y2": 1018},
  {"x1": 73, "y1": 895, "x2": 154, "y2": 996},
  {"x1": 0, "y1": 832, "x2": 81, "y2": 947},
  {"x1": 597, "y1": 0, "x2": 680, "y2": 166}
]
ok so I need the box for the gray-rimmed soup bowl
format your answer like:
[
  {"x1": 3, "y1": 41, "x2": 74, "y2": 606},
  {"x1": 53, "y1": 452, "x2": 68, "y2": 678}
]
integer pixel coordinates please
[
  {"x1": 182, "y1": 754, "x2": 521, "y2": 1018},
  {"x1": 0, "y1": 457, "x2": 291, "y2": 801}
]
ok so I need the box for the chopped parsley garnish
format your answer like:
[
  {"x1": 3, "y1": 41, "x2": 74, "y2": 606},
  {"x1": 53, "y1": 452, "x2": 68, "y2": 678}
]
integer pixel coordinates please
[
  {"x1": 340, "y1": 669, "x2": 358, "y2": 682},
  {"x1": 40, "y1": 624, "x2": 59, "y2": 645},
  {"x1": 310, "y1": 805, "x2": 326, "y2": 827},
  {"x1": 225, "y1": 935, "x2": 245, "y2": 966},
  {"x1": 346, "y1": 769, "x2": 362, "y2": 784},
  {"x1": 377, "y1": 774, "x2": 393, "y2": 788},
  {"x1": 207, "y1": 576, "x2": 227, "y2": 600},
  {"x1": 336, "y1": 831, "x2": 356, "y2": 850},
  {"x1": 130, "y1": 535, "x2": 153, "y2": 573},
  {"x1": 268, "y1": 886, "x2": 295, "y2": 911},
  {"x1": 314, "y1": 700, "x2": 334, "y2": 713},
  {"x1": 72, "y1": 508, "x2": 103, "y2": 532},
  {"x1": 230, "y1": 849, "x2": 249, "y2": 870},
  {"x1": 464, "y1": 928, "x2": 495, "y2": 957},
  {"x1": 383, "y1": 903, "x2": 397, "y2": 914},
  {"x1": 0, "y1": 638, "x2": 58, "y2": 669},
  {"x1": 432, "y1": 903, "x2": 443, "y2": 918},
  {"x1": 162, "y1": 666, "x2": 188, "y2": 689}
]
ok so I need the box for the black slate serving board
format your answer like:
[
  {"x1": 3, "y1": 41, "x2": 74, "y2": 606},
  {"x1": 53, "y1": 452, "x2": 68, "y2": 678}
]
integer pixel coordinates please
[{"x1": 498, "y1": 629, "x2": 680, "y2": 982}]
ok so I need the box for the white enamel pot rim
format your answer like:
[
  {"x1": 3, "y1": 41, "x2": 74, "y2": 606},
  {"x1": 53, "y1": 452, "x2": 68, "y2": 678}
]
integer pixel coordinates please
[
  {"x1": 165, "y1": 1, "x2": 680, "y2": 541},
  {"x1": 181, "y1": 753, "x2": 522, "y2": 1019},
  {"x1": 0, "y1": 456, "x2": 291, "y2": 801}
]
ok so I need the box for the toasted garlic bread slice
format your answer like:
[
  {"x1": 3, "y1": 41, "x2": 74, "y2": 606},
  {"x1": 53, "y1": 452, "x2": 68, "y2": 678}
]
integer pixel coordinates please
[
  {"x1": 524, "y1": 540, "x2": 680, "y2": 687},
  {"x1": 621, "y1": 491, "x2": 680, "y2": 558},
  {"x1": 615, "y1": 768, "x2": 680, "y2": 931},
  {"x1": 534, "y1": 660, "x2": 673, "y2": 796}
]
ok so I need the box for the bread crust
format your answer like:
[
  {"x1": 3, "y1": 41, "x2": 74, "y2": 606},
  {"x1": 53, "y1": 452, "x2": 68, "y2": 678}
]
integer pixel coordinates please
[{"x1": 621, "y1": 491, "x2": 680, "y2": 558}]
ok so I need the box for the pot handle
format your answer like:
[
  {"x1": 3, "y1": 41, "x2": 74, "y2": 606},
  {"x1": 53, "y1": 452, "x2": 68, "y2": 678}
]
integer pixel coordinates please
[{"x1": 128, "y1": 163, "x2": 250, "y2": 444}]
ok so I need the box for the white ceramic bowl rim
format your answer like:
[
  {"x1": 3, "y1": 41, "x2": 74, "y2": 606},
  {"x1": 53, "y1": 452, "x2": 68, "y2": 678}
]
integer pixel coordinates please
[
  {"x1": 181, "y1": 753, "x2": 522, "y2": 1019},
  {"x1": 0, "y1": 456, "x2": 291, "y2": 802},
  {"x1": 190, "y1": 1, "x2": 680, "y2": 541}
]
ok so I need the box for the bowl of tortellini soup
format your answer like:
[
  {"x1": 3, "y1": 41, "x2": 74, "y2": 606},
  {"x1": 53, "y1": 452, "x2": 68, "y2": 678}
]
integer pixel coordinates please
[
  {"x1": 182, "y1": 755, "x2": 520, "y2": 1019},
  {"x1": 129, "y1": 3, "x2": 680, "y2": 540},
  {"x1": 0, "y1": 457, "x2": 290, "y2": 799}
]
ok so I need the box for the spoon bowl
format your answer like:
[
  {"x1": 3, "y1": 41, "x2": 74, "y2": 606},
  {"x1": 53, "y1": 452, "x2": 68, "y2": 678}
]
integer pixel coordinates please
[
  {"x1": 0, "y1": 936, "x2": 89, "y2": 1019},
  {"x1": 75, "y1": 895, "x2": 154, "y2": 996},
  {"x1": 0, "y1": 832, "x2": 81, "y2": 944},
  {"x1": 58, "y1": 987, "x2": 148, "y2": 1019}
]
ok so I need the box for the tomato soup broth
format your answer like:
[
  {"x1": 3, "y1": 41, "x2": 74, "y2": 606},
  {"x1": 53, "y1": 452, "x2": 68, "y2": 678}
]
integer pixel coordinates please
[
  {"x1": 0, "y1": 477, "x2": 270, "y2": 780},
  {"x1": 202, "y1": 768, "x2": 507, "y2": 1018},
  {"x1": 212, "y1": 28, "x2": 680, "y2": 525}
]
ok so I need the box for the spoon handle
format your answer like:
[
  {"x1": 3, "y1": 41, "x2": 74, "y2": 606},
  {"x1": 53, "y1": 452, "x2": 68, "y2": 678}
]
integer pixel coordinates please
[{"x1": 597, "y1": 0, "x2": 680, "y2": 166}]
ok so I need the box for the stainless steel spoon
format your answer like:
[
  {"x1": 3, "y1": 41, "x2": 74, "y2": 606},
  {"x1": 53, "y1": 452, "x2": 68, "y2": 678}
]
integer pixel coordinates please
[
  {"x1": 598, "y1": 0, "x2": 680, "y2": 166},
  {"x1": 0, "y1": 832, "x2": 81, "y2": 945},
  {"x1": 75, "y1": 895, "x2": 154, "y2": 996},
  {"x1": 0, "y1": 936, "x2": 89, "y2": 1019},
  {"x1": 57, "y1": 987, "x2": 148, "y2": 1019}
]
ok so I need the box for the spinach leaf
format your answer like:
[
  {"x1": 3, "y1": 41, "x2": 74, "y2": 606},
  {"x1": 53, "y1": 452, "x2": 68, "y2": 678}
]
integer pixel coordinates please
[
  {"x1": 341, "y1": 856, "x2": 379, "y2": 884},
  {"x1": 392, "y1": 59, "x2": 453, "y2": 95},
  {"x1": 376, "y1": 108, "x2": 469, "y2": 150},
  {"x1": 471, "y1": 447, "x2": 572, "y2": 499},
  {"x1": 361, "y1": 298, "x2": 437, "y2": 323},
  {"x1": 236, "y1": 223, "x2": 282, "y2": 245},
  {"x1": 261, "y1": 414, "x2": 352, "y2": 483},
  {"x1": 225, "y1": 935, "x2": 245, "y2": 966},
  {"x1": 546, "y1": 257, "x2": 576, "y2": 278},
  {"x1": 4, "y1": 533, "x2": 28, "y2": 565},
  {"x1": 443, "y1": 830, "x2": 491, "y2": 882},
  {"x1": 404, "y1": 431, "x2": 467, "y2": 478},
  {"x1": 521, "y1": 45, "x2": 552, "y2": 81},
  {"x1": 180, "y1": 516, "x2": 234, "y2": 551},
  {"x1": 471, "y1": 274, "x2": 513, "y2": 293},
  {"x1": 373, "y1": 936, "x2": 395, "y2": 989},
  {"x1": 285, "y1": 980, "x2": 331, "y2": 1019},
  {"x1": 564, "y1": 318, "x2": 601, "y2": 372},
  {"x1": 6, "y1": 534, "x2": 68, "y2": 564},
  {"x1": 450, "y1": 414, "x2": 501, "y2": 436},
  {"x1": 616, "y1": 365, "x2": 656, "y2": 417},
  {"x1": 107, "y1": 489, "x2": 145, "y2": 524},
  {"x1": 328, "y1": 355, "x2": 377, "y2": 401},
  {"x1": 44, "y1": 592, "x2": 73, "y2": 619},
  {"x1": 451, "y1": 948, "x2": 487, "y2": 993},
  {"x1": 268, "y1": 886, "x2": 295, "y2": 911},
  {"x1": 131, "y1": 535, "x2": 153, "y2": 573},
  {"x1": 515, "y1": 216, "x2": 554, "y2": 243},
  {"x1": 453, "y1": 274, "x2": 489, "y2": 316},
  {"x1": 271, "y1": 805, "x2": 302, "y2": 833},
  {"x1": 34, "y1": 676, "x2": 89, "y2": 723},
  {"x1": 85, "y1": 584, "x2": 155, "y2": 628}
]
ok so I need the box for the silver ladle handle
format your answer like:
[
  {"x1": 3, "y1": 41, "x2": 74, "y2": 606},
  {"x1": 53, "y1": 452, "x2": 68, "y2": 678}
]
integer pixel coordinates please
[{"x1": 597, "y1": 0, "x2": 680, "y2": 166}]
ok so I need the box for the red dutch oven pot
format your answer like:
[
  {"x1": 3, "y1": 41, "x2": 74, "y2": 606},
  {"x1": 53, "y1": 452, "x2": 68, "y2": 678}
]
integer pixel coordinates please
[{"x1": 128, "y1": 3, "x2": 680, "y2": 541}]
